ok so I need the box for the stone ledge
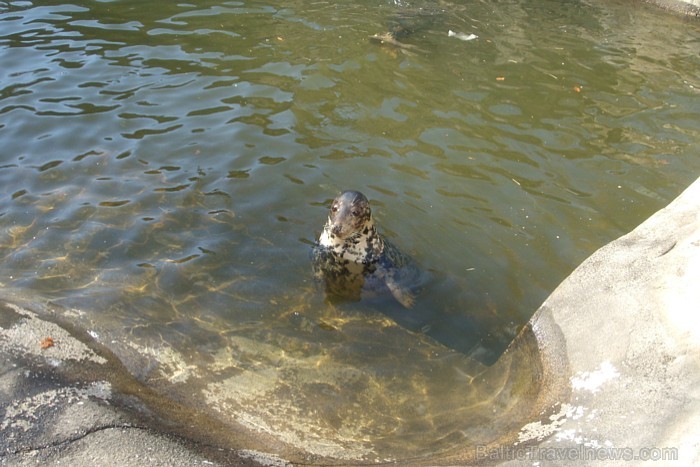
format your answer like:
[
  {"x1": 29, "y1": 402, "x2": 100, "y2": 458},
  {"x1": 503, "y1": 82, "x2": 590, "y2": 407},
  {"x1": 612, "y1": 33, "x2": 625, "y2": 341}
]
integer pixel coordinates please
[{"x1": 504, "y1": 176, "x2": 700, "y2": 465}]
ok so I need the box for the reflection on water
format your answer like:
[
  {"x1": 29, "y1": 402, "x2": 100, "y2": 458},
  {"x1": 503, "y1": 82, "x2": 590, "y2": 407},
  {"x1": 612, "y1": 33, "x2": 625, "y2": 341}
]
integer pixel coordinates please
[{"x1": 1, "y1": 0, "x2": 699, "y2": 460}]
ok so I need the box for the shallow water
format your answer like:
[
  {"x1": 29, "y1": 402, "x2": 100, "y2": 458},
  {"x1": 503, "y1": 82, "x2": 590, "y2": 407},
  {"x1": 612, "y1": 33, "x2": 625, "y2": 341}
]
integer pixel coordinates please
[{"x1": 1, "y1": 0, "x2": 699, "y2": 460}]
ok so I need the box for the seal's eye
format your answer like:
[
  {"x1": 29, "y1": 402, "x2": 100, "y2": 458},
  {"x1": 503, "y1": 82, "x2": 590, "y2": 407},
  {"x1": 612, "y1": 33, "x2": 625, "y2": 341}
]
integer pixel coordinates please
[
  {"x1": 331, "y1": 205, "x2": 338, "y2": 213},
  {"x1": 351, "y1": 209, "x2": 359, "y2": 217}
]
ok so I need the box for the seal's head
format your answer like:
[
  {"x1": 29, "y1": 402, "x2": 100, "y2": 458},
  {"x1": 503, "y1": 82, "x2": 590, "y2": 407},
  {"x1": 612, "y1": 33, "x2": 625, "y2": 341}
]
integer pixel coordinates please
[{"x1": 325, "y1": 190, "x2": 373, "y2": 240}]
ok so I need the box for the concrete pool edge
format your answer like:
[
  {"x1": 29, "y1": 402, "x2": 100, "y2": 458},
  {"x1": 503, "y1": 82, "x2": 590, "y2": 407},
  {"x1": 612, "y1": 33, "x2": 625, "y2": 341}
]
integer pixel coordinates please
[
  {"x1": 644, "y1": 0, "x2": 700, "y2": 17},
  {"x1": 1, "y1": 176, "x2": 698, "y2": 465},
  {"x1": 497, "y1": 175, "x2": 700, "y2": 465},
  {"x1": 432, "y1": 176, "x2": 700, "y2": 465}
]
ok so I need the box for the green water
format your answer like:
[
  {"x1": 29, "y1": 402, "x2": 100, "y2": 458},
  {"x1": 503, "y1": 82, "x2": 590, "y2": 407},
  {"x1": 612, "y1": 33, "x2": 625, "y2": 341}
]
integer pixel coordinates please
[{"x1": 1, "y1": 0, "x2": 699, "y2": 461}]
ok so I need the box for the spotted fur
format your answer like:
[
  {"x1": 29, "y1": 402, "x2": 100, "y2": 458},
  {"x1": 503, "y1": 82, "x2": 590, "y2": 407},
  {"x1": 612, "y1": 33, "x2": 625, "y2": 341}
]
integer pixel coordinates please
[{"x1": 312, "y1": 190, "x2": 418, "y2": 308}]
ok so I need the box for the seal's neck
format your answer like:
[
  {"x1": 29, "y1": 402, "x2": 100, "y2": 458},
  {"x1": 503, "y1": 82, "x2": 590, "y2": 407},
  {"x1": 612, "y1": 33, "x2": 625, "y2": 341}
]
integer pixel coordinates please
[{"x1": 319, "y1": 219, "x2": 383, "y2": 262}]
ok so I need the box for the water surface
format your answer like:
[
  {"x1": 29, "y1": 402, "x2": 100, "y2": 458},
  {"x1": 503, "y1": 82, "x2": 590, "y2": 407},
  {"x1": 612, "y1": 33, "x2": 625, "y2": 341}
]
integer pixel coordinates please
[{"x1": 1, "y1": 0, "x2": 699, "y2": 461}]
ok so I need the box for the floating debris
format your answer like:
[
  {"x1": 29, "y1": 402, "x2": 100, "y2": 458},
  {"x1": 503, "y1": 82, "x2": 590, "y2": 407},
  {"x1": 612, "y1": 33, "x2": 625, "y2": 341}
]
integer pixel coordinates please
[{"x1": 448, "y1": 30, "x2": 478, "y2": 41}]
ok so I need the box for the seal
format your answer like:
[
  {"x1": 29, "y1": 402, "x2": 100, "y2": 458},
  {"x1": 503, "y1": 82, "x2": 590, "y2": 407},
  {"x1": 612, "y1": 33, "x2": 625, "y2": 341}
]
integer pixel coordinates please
[
  {"x1": 368, "y1": 5, "x2": 444, "y2": 54},
  {"x1": 311, "y1": 190, "x2": 419, "y2": 308}
]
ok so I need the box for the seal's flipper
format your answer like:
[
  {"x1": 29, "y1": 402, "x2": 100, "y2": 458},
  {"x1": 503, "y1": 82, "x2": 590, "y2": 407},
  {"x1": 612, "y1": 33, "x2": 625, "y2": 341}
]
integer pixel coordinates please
[{"x1": 386, "y1": 279, "x2": 415, "y2": 309}]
